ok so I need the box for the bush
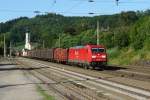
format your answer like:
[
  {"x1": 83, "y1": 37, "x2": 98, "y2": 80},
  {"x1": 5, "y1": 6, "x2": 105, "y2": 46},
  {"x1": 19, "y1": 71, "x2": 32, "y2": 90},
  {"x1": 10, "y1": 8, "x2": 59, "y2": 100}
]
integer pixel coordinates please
[{"x1": 114, "y1": 32, "x2": 130, "y2": 48}]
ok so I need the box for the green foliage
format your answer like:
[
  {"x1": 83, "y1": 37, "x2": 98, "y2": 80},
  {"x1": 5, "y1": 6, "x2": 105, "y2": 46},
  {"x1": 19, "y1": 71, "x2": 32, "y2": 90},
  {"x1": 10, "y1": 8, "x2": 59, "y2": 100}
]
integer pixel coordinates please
[
  {"x1": 108, "y1": 47, "x2": 150, "y2": 65},
  {"x1": 0, "y1": 10, "x2": 150, "y2": 65},
  {"x1": 0, "y1": 10, "x2": 144, "y2": 48},
  {"x1": 79, "y1": 30, "x2": 96, "y2": 45},
  {"x1": 144, "y1": 38, "x2": 150, "y2": 50},
  {"x1": 130, "y1": 16, "x2": 150, "y2": 50},
  {"x1": 101, "y1": 32, "x2": 114, "y2": 48},
  {"x1": 119, "y1": 11, "x2": 138, "y2": 25},
  {"x1": 114, "y1": 32, "x2": 130, "y2": 48},
  {"x1": 107, "y1": 47, "x2": 120, "y2": 59},
  {"x1": 0, "y1": 35, "x2": 4, "y2": 48}
]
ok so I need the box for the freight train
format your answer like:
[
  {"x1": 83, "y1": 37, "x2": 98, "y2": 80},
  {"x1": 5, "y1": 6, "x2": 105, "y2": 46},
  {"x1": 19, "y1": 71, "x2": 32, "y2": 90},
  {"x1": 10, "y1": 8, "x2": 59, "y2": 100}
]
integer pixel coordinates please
[{"x1": 23, "y1": 44, "x2": 107, "y2": 69}]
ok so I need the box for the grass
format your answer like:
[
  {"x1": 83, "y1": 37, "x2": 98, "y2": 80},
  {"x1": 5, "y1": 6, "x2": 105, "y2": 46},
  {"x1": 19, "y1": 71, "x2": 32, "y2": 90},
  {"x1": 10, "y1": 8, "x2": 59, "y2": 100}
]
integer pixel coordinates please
[
  {"x1": 107, "y1": 46, "x2": 150, "y2": 66},
  {"x1": 37, "y1": 85, "x2": 55, "y2": 100}
]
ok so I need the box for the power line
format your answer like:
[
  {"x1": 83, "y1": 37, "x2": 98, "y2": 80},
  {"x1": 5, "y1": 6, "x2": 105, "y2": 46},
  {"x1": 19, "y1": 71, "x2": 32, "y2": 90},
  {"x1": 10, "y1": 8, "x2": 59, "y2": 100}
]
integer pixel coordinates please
[
  {"x1": 64, "y1": 0, "x2": 85, "y2": 14},
  {"x1": 0, "y1": 9, "x2": 34, "y2": 13},
  {"x1": 49, "y1": 0, "x2": 57, "y2": 12},
  {"x1": 0, "y1": 0, "x2": 147, "y2": 15},
  {"x1": 0, "y1": 9, "x2": 108, "y2": 15},
  {"x1": 72, "y1": 0, "x2": 148, "y2": 5}
]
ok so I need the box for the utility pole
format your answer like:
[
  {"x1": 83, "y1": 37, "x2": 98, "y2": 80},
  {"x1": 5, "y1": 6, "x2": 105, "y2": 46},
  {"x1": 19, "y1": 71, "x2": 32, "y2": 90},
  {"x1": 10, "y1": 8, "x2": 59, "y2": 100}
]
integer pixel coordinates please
[
  {"x1": 3, "y1": 34, "x2": 6, "y2": 58},
  {"x1": 9, "y1": 41, "x2": 12, "y2": 58},
  {"x1": 97, "y1": 20, "x2": 100, "y2": 45},
  {"x1": 42, "y1": 40, "x2": 45, "y2": 48},
  {"x1": 59, "y1": 33, "x2": 61, "y2": 48}
]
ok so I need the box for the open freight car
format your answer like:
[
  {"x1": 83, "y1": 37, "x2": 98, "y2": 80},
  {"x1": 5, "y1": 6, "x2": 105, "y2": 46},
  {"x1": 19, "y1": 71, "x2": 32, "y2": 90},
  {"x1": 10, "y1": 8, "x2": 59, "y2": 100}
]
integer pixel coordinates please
[
  {"x1": 68, "y1": 45, "x2": 107, "y2": 69},
  {"x1": 27, "y1": 49, "x2": 54, "y2": 61},
  {"x1": 39, "y1": 49, "x2": 54, "y2": 61},
  {"x1": 53, "y1": 48, "x2": 68, "y2": 64}
]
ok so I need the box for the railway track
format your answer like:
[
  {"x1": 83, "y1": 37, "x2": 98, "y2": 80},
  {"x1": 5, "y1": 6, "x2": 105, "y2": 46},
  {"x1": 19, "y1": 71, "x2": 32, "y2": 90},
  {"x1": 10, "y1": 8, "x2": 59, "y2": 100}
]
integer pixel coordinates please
[
  {"x1": 15, "y1": 59, "x2": 102, "y2": 100},
  {"x1": 15, "y1": 58, "x2": 150, "y2": 100},
  {"x1": 110, "y1": 64, "x2": 150, "y2": 77},
  {"x1": 100, "y1": 69, "x2": 150, "y2": 83},
  {"x1": 21, "y1": 57, "x2": 150, "y2": 83}
]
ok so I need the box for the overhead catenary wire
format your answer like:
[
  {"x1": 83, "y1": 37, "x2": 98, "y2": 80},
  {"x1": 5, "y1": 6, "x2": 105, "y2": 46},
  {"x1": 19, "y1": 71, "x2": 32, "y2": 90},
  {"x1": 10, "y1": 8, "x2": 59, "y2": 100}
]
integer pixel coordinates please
[
  {"x1": 50, "y1": 0, "x2": 148, "y2": 15},
  {"x1": 70, "y1": 0, "x2": 148, "y2": 6},
  {"x1": 74, "y1": 0, "x2": 148, "y2": 3},
  {"x1": 0, "y1": 9, "x2": 109, "y2": 15},
  {"x1": 64, "y1": 0, "x2": 85, "y2": 14},
  {"x1": 0, "y1": 0, "x2": 148, "y2": 16},
  {"x1": 49, "y1": 0, "x2": 57, "y2": 12},
  {"x1": 0, "y1": 9, "x2": 37, "y2": 13}
]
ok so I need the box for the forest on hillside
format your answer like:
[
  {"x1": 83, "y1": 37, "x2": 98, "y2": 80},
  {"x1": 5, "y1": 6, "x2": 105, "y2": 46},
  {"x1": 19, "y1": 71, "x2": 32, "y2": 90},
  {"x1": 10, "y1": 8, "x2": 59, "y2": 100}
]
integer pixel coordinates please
[{"x1": 0, "y1": 10, "x2": 150, "y2": 65}]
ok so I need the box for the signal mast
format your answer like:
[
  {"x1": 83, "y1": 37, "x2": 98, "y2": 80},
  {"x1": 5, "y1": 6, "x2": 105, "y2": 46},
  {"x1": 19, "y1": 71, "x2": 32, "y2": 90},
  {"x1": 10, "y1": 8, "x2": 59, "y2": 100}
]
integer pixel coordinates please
[{"x1": 116, "y1": 0, "x2": 119, "y2": 6}]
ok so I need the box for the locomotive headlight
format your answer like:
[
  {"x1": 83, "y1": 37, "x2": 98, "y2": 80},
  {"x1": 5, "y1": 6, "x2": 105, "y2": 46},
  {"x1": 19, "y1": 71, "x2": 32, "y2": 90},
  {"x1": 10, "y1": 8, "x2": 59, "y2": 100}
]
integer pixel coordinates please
[
  {"x1": 101, "y1": 55, "x2": 106, "y2": 58},
  {"x1": 92, "y1": 55, "x2": 96, "y2": 58}
]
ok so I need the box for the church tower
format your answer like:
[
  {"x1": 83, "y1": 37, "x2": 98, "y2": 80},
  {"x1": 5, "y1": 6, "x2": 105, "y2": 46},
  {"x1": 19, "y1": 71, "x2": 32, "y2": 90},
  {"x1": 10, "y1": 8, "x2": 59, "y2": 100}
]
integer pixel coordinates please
[{"x1": 25, "y1": 32, "x2": 31, "y2": 50}]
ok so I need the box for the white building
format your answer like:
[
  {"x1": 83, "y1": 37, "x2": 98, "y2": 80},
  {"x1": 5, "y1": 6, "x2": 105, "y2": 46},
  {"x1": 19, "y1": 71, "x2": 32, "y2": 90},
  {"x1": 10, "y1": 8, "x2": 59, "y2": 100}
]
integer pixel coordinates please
[
  {"x1": 22, "y1": 49, "x2": 28, "y2": 56},
  {"x1": 25, "y1": 32, "x2": 31, "y2": 50},
  {"x1": 22, "y1": 32, "x2": 32, "y2": 56}
]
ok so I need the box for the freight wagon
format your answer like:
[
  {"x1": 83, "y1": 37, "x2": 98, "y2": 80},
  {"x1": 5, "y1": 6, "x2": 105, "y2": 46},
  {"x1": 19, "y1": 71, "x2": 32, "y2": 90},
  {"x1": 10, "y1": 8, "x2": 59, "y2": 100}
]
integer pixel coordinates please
[
  {"x1": 27, "y1": 49, "x2": 54, "y2": 61},
  {"x1": 53, "y1": 48, "x2": 68, "y2": 63}
]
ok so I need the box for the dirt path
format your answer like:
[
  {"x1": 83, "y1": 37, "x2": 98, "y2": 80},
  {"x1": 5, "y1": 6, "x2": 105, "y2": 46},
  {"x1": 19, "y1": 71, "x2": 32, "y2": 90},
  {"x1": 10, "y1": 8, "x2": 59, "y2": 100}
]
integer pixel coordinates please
[{"x1": 0, "y1": 60, "x2": 43, "y2": 100}]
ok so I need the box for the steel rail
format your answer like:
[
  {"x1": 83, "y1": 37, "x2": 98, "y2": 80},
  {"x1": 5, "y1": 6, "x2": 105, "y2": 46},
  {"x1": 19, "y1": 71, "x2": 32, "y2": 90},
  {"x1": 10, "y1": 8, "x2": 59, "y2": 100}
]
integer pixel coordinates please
[{"x1": 20, "y1": 58, "x2": 150, "y2": 100}]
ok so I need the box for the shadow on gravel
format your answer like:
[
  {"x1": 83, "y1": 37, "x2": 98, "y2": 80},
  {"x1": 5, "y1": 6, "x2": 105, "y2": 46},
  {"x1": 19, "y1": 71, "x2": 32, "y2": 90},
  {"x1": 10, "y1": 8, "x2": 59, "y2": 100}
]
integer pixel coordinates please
[
  {"x1": 0, "y1": 67, "x2": 49, "y2": 71},
  {"x1": 96, "y1": 65, "x2": 127, "y2": 71},
  {"x1": 0, "y1": 83, "x2": 47, "y2": 89},
  {"x1": 0, "y1": 63, "x2": 17, "y2": 66}
]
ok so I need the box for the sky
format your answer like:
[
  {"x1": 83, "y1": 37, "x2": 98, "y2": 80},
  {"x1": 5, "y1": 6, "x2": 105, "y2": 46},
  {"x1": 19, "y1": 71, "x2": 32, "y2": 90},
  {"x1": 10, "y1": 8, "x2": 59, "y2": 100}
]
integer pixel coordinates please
[{"x1": 0, "y1": 0, "x2": 150, "y2": 22}]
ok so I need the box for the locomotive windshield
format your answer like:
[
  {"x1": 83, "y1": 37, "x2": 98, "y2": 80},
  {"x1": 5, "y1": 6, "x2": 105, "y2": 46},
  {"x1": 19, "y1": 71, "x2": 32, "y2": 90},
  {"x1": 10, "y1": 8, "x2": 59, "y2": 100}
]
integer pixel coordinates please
[{"x1": 91, "y1": 48, "x2": 105, "y2": 53}]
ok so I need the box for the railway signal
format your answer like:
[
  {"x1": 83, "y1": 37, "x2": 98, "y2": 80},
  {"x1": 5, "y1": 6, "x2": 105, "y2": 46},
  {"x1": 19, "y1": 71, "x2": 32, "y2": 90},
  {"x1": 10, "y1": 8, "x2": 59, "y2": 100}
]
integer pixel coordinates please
[
  {"x1": 88, "y1": 0, "x2": 94, "y2": 2},
  {"x1": 116, "y1": 0, "x2": 119, "y2": 6},
  {"x1": 54, "y1": 0, "x2": 56, "y2": 4},
  {"x1": 88, "y1": 0, "x2": 120, "y2": 6},
  {"x1": 34, "y1": 11, "x2": 41, "y2": 14},
  {"x1": 88, "y1": 12, "x2": 94, "y2": 15}
]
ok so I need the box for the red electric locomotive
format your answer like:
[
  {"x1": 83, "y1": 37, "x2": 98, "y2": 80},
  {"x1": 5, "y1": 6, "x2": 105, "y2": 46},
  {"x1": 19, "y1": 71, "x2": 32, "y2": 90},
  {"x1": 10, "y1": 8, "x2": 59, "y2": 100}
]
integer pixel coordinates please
[{"x1": 68, "y1": 45, "x2": 107, "y2": 69}]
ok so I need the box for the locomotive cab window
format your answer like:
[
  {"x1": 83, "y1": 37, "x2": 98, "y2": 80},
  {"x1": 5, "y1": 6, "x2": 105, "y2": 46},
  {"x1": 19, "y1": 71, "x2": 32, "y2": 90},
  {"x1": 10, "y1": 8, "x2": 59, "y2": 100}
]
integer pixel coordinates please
[{"x1": 91, "y1": 48, "x2": 105, "y2": 53}]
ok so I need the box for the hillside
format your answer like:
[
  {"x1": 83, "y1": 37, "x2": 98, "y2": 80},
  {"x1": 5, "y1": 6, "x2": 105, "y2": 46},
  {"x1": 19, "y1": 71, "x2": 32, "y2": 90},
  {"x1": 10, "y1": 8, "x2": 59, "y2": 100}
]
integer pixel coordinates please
[{"x1": 0, "y1": 10, "x2": 149, "y2": 65}]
